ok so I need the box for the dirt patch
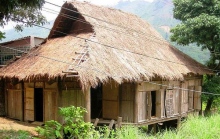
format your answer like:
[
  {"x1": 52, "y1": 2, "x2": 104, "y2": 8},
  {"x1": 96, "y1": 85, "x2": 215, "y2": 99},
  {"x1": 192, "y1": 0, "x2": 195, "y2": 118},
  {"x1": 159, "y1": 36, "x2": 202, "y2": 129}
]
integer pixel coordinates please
[{"x1": 0, "y1": 117, "x2": 38, "y2": 135}]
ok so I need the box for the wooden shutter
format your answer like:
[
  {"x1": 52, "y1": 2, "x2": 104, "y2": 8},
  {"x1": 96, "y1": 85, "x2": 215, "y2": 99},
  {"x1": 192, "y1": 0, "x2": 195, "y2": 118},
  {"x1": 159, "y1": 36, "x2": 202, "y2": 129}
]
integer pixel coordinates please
[
  {"x1": 156, "y1": 89, "x2": 164, "y2": 118},
  {"x1": 165, "y1": 90, "x2": 174, "y2": 117},
  {"x1": 7, "y1": 89, "x2": 22, "y2": 120},
  {"x1": 103, "y1": 83, "x2": 119, "y2": 120},
  {"x1": 120, "y1": 83, "x2": 134, "y2": 122},
  {"x1": 44, "y1": 89, "x2": 56, "y2": 121},
  {"x1": 194, "y1": 86, "x2": 202, "y2": 110},
  {"x1": 25, "y1": 88, "x2": 34, "y2": 121},
  {"x1": 188, "y1": 86, "x2": 194, "y2": 110}
]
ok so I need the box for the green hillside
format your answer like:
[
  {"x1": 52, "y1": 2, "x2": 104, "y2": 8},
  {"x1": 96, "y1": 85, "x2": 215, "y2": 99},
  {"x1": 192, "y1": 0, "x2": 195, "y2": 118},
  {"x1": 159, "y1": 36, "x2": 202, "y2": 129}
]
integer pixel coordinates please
[{"x1": 115, "y1": 0, "x2": 210, "y2": 64}]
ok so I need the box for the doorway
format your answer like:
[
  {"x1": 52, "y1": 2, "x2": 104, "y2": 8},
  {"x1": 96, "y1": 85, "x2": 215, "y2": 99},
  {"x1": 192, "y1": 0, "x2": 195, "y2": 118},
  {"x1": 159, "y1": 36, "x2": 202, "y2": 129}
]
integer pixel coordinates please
[
  {"x1": 91, "y1": 84, "x2": 102, "y2": 119},
  {"x1": 34, "y1": 88, "x2": 43, "y2": 121},
  {"x1": 151, "y1": 91, "x2": 156, "y2": 116}
]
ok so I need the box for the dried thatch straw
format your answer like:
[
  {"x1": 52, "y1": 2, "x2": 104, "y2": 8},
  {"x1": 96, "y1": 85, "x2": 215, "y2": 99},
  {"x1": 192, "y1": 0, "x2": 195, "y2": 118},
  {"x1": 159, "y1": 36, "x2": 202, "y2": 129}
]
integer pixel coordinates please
[{"x1": 0, "y1": 1, "x2": 211, "y2": 88}]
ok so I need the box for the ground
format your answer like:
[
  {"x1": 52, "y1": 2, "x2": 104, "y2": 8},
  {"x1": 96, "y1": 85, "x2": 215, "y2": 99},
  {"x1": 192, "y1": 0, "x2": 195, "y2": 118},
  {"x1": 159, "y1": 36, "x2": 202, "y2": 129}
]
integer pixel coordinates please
[{"x1": 0, "y1": 117, "x2": 37, "y2": 135}]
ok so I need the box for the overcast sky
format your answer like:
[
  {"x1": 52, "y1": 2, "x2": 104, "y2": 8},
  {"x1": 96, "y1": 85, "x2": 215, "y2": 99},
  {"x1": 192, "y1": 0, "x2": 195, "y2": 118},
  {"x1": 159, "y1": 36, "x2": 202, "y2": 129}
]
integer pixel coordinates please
[{"x1": 1, "y1": 0, "x2": 154, "y2": 30}]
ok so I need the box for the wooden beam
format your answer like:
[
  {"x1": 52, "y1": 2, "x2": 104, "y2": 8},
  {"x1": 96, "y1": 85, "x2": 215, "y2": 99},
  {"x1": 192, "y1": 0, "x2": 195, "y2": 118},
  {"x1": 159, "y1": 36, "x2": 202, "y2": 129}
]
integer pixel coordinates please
[
  {"x1": 62, "y1": 71, "x2": 78, "y2": 74},
  {"x1": 75, "y1": 51, "x2": 88, "y2": 55},
  {"x1": 66, "y1": 75, "x2": 79, "y2": 78},
  {"x1": 84, "y1": 88, "x2": 91, "y2": 122}
]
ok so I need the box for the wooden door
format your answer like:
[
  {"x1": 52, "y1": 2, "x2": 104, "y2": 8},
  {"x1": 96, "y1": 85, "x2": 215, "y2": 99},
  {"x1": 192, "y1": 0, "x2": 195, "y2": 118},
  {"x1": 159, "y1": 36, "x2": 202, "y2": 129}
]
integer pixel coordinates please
[
  {"x1": 44, "y1": 89, "x2": 56, "y2": 121},
  {"x1": 7, "y1": 90, "x2": 15, "y2": 118},
  {"x1": 120, "y1": 83, "x2": 134, "y2": 122},
  {"x1": 194, "y1": 86, "x2": 202, "y2": 110},
  {"x1": 146, "y1": 91, "x2": 151, "y2": 120},
  {"x1": 165, "y1": 90, "x2": 174, "y2": 117},
  {"x1": 156, "y1": 89, "x2": 164, "y2": 118},
  {"x1": 25, "y1": 88, "x2": 34, "y2": 121},
  {"x1": 7, "y1": 89, "x2": 22, "y2": 120},
  {"x1": 188, "y1": 86, "x2": 194, "y2": 110},
  {"x1": 102, "y1": 83, "x2": 119, "y2": 120}
]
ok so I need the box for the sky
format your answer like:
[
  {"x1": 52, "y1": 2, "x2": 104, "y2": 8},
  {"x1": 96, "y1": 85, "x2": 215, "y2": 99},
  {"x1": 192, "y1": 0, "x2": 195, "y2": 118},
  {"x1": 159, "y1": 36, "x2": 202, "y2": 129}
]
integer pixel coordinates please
[{"x1": 0, "y1": 0, "x2": 154, "y2": 31}]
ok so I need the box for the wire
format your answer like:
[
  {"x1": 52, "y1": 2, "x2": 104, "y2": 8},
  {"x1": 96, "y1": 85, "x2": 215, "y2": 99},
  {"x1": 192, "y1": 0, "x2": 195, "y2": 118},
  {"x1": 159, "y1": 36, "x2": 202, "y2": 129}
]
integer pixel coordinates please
[
  {"x1": 32, "y1": 23, "x2": 220, "y2": 73},
  {"x1": 42, "y1": 4, "x2": 220, "y2": 58},
  {"x1": 146, "y1": 81, "x2": 220, "y2": 96},
  {"x1": 42, "y1": 7, "x2": 167, "y2": 45},
  {"x1": 1, "y1": 23, "x2": 219, "y2": 97},
  {"x1": 1, "y1": 44, "x2": 220, "y2": 96},
  {"x1": 45, "y1": 1, "x2": 169, "y2": 44},
  {"x1": 42, "y1": 7, "x2": 220, "y2": 57}
]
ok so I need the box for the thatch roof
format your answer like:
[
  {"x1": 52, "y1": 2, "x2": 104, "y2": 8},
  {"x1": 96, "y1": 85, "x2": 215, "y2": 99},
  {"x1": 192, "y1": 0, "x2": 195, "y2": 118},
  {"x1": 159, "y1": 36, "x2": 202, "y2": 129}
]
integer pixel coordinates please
[{"x1": 0, "y1": 1, "x2": 211, "y2": 87}]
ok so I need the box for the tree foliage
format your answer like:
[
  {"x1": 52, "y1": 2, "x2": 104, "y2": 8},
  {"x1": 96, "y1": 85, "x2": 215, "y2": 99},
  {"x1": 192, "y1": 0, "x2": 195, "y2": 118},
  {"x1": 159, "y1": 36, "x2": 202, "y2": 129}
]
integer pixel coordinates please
[
  {"x1": 171, "y1": 0, "x2": 220, "y2": 68},
  {"x1": 0, "y1": 0, "x2": 47, "y2": 40},
  {"x1": 171, "y1": 0, "x2": 220, "y2": 113}
]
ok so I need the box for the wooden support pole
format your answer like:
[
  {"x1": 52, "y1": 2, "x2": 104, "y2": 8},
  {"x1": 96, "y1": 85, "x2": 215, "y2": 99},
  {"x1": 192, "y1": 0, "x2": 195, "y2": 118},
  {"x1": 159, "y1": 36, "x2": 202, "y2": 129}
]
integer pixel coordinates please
[
  {"x1": 108, "y1": 120, "x2": 115, "y2": 130},
  {"x1": 84, "y1": 88, "x2": 91, "y2": 122},
  {"x1": 178, "y1": 82, "x2": 183, "y2": 116},
  {"x1": 117, "y1": 117, "x2": 122, "y2": 128},
  {"x1": 177, "y1": 116, "x2": 181, "y2": 130},
  {"x1": 134, "y1": 83, "x2": 140, "y2": 123}
]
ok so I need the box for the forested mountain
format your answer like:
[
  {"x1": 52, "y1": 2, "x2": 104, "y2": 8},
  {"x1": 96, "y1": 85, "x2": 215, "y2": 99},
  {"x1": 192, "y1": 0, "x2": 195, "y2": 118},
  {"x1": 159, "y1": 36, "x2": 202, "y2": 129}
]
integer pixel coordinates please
[
  {"x1": 115, "y1": 0, "x2": 210, "y2": 64},
  {"x1": 1, "y1": 0, "x2": 209, "y2": 64}
]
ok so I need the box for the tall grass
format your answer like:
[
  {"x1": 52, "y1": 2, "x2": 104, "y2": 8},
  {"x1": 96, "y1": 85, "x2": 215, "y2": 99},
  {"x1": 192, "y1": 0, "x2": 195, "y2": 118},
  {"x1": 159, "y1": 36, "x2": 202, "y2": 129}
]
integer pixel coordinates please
[{"x1": 115, "y1": 114, "x2": 220, "y2": 139}]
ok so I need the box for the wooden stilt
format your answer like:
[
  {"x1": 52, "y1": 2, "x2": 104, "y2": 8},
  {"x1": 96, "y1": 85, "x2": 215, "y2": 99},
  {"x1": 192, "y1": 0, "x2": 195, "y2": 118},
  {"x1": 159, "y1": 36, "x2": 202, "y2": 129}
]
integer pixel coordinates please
[{"x1": 177, "y1": 116, "x2": 181, "y2": 129}]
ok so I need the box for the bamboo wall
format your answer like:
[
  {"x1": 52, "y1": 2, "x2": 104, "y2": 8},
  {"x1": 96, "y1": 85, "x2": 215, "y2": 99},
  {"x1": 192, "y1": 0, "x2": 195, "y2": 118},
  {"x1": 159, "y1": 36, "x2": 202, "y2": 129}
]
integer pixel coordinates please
[{"x1": 5, "y1": 79, "x2": 84, "y2": 123}]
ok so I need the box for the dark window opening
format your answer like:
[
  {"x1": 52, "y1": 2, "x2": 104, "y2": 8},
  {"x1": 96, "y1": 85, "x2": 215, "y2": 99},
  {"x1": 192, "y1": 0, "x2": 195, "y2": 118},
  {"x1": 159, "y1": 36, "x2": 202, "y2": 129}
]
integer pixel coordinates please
[
  {"x1": 34, "y1": 88, "x2": 43, "y2": 122},
  {"x1": 151, "y1": 91, "x2": 156, "y2": 116},
  {"x1": 91, "y1": 84, "x2": 102, "y2": 119}
]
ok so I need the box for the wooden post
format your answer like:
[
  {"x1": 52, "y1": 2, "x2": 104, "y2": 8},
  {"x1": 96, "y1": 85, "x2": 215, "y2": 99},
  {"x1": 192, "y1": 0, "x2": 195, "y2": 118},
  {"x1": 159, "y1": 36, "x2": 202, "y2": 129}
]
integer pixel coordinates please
[
  {"x1": 93, "y1": 118, "x2": 99, "y2": 127},
  {"x1": 4, "y1": 79, "x2": 7, "y2": 116},
  {"x1": 117, "y1": 117, "x2": 122, "y2": 128},
  {"x1": 108, "y1": 120, "x2": 115, "y2": 130},
  {"x1": 21, "y1": 81, "x2": 24, "y2": 121},
  {"x1": 177, "y1": 116, "x2": 181, "y2": 129},
  {"x1": 84, "y1": 88, "x2": 91, "y2": 122},
  {"x1": 134, "y1": 83, "x2": 140, "y2": 123},
  {"x1": 178, "y1": 82, "x2": 183, "y2": 116}
]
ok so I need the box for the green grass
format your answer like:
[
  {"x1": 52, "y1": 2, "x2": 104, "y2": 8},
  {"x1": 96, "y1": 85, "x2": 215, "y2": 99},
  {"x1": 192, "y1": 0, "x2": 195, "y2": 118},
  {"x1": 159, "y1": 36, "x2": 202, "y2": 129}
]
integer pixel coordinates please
[
  {"x1": 2, "y1": 115, "x2": 220, "y2": 139},
  {"x1": 114, "y1": 115, "x2": 220, "y2": 139},
  {"x1": 0, "y1": 130, "x2": 32, "y2": 139}
]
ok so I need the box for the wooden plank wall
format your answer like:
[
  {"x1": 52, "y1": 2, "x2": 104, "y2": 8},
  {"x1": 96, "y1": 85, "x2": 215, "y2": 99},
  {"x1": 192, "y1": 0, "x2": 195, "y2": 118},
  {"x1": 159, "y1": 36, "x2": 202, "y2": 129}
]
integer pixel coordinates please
[
  {"x1": 137, "y1": 81, "x2": 161, "y2": 122},
  {"x1": 102, "y1": 81, "x2": 119, "y2": 120},
  {"x1": 7, "y1": 89, "x2": 22, "y2": 120},
  {"x1": 24, "y1": 81, "x2": 59, "y2": 122},
  {"x1": 61, "y1": 90, "x2": 85, "y2": 107},
  {"x1": 6, "y1": 83, "x2": 23, "y2": 121},
  {"x1": 120, "y1": 83, "x2": 135, "y2": 122}
]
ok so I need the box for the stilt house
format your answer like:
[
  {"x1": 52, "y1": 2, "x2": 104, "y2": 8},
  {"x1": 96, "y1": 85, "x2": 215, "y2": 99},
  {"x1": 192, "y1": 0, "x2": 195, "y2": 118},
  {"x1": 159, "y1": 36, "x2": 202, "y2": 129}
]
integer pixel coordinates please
[{"x1": 0, "y1": 1, "x2": 211, "y2": 125}]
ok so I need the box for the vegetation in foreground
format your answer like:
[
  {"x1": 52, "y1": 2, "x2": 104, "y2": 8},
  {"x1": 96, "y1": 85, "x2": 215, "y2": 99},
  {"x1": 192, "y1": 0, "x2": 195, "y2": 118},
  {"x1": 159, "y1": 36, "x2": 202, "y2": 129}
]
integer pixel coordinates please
[
  {"x1": 34, "y1": 106, "x2": 220, "y2": 139},
  {"x1": 1, "y1": 106, "x2": 219, "y2": 139},
  {"x1": 0, "y1": 130, "x2": 31, "y2": 139}
]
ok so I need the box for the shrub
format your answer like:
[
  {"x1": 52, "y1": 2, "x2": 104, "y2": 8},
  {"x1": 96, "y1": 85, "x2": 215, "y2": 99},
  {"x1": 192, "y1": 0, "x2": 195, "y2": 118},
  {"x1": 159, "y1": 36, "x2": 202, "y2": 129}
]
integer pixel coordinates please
[{"x1": 36, "y1": 106, "x2": 100, "y2": 139}]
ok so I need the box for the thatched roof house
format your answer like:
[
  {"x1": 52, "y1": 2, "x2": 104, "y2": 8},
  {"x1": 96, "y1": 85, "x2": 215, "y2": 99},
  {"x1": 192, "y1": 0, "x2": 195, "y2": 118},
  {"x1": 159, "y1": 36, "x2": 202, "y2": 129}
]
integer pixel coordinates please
[
  {"x1": 0, "y1": 1, "x2": 210, "y2": 125},
  {"x1": 0, "y1": 1, "x2": 210, "y2": 87}
]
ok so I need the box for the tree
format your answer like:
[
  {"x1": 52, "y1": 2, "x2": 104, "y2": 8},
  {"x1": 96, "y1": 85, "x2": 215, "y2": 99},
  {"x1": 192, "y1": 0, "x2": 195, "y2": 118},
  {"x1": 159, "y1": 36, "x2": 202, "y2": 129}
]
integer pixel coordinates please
[
  {"x1": 170, "y1": 0, "x2": 220, "y2": 113},
  {"x1": 0, "y1": 0, "x2": 47, "y2": 40}
]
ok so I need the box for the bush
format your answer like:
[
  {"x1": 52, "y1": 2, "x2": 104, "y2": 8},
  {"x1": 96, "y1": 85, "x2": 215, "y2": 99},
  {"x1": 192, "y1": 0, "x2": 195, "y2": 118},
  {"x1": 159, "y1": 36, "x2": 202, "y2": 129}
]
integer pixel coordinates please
[{"x1": 36, "y1": 106, "x2": 100, "y2": 139}]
